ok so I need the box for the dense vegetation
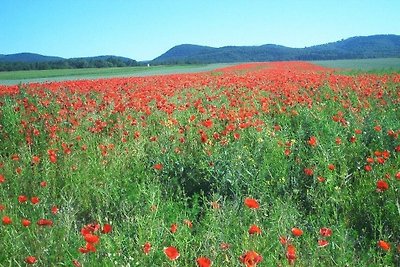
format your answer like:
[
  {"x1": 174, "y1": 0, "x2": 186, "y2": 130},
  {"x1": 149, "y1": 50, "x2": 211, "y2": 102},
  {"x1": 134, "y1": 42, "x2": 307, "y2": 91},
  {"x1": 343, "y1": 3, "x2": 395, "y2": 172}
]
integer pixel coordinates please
[
  {"x1": 153, "y1": 34, "x2": 400, "y2": 64},
  {"x1": 0, "y1": 62, "x2": 399, "y2": 266},
  {"x1": 0, "y1": 54, "x2": 140, "y2": 72}
]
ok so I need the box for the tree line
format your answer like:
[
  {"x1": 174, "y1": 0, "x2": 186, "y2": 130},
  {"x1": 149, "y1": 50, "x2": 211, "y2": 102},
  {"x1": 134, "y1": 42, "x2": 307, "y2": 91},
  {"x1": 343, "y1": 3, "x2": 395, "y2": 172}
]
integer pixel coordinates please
[{"x1": 0, "y1": 57, "x2": 140, "y2": 72}]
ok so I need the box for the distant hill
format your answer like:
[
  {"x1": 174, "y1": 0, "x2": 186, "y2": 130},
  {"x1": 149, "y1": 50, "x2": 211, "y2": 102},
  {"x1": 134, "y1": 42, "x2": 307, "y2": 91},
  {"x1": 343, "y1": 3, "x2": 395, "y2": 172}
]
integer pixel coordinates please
[
  {"x1": 152, "y1": 34, "x2": 400, "y2": 64},
  {"x1": 0, "y1": 53, "x2": 139, "y2": 71},
  {"x1": 0, "y1": 52, "x2": 64, "y2": 63}
]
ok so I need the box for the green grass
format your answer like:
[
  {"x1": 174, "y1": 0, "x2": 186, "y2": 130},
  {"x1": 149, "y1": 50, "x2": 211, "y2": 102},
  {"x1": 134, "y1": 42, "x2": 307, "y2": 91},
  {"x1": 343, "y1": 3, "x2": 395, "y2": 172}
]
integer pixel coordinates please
[
  {"x1": 0, "y1": 62, "x2": 399, "y2": 266},
  {"x1": 311, "y1": 58, "x2": 400, "y2": 73},
  {"x1": 0, "y1": 63, "x2": 234, "y2": 85}
]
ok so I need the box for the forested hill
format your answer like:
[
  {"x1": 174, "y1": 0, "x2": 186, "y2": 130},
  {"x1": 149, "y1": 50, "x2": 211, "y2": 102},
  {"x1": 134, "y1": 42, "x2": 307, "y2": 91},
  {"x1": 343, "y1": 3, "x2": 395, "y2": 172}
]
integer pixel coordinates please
[
  {"x1": 152, "y1": 34, "x2": 400, "y2": 64},
  {"x1": 0, "y1": 54, "x2": 139, "y2": 71}
]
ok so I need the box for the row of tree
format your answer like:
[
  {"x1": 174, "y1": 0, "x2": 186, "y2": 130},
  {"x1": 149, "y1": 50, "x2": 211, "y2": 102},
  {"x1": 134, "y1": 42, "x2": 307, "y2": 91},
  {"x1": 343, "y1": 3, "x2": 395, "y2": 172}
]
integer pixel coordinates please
[{"x1": 0, "y1": 57, "x2": 140, "y2": 72}]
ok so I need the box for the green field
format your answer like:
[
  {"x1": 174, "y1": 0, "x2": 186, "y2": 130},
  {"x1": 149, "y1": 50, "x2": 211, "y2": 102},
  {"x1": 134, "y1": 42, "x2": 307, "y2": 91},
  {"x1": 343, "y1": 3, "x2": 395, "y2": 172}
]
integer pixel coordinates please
[
  {"x1": 1, "y1": 58, "x2": 400, "y2": 86},
  {"x1": 311, "y1": 58, "x2": 400, "y2": 73},
  {"x1": 0, "y1": 63, "x2": 234, "y2": 85}
]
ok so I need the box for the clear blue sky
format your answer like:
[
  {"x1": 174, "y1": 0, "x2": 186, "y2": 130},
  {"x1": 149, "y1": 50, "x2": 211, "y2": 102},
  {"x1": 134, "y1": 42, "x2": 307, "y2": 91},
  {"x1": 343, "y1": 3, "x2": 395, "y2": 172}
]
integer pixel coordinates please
[{"x1": 1, "y1": 0, "x2": 399, "y2": 61}]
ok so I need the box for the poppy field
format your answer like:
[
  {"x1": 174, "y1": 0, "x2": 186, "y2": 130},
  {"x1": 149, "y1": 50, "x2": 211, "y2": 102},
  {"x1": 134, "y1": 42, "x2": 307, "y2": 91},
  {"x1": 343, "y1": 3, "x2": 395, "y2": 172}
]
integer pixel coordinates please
[{"x1": 0, "y1": 61, "x2": 399, "y2": 266}]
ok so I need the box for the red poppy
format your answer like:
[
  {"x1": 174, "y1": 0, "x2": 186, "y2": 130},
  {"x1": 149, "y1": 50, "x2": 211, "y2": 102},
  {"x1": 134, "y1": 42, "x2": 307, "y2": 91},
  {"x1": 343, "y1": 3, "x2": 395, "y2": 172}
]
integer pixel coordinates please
[
  {"x1": 18, "y1": 195, "x2": 28, "y2": 203},
  {"x1": 335, "y1": 137, "x2": 341, "y2": 145},
  {"x1": 308, "y1": 136, "x2": 317, "y2": 147},
  {"x1": 291, "y1": 227, "x2": 303, "y2": 237},
  {"x1": 164, "y1": 246, "x2": 180, "y2": 260},
  {"x1": 2, "y1": 215, "x2": 12, "y2": 225},
  {"x1": 79, "y1": 242, "x2": 96, "y2": 253},
  {"x1": 40, "y1": 181, "x2": 47, "y2": 187},
  {"x1": 170, "y1": 223, "x2": 178, "y2": 233},
  {"x1": 84, "y1": 234, "x2": 100, "y2": 244},
  {"x1": 319, "y1": 227, "x2": 332, "y2": 237},
  {"x1": 239, "y1": 250, "x2": 263, "y2": 267},
  {"x1": 377, "y1": 240, "x2": 390, "y2": 251},
  {"x1": 318, "y1": 239, "x2": 329, "y2": 247},
  {"x1": 328, "y1": 164, "x2": 335, "y2": 171},
  {"x1": 317, "y1": 176, "x2": 326, "y2": 182},
  {"x1": 364, "y1": 165, "x2": 372, "y2": 172},
  {"x1": 0, "y1": 174, "x2": 5, "y2": 183},
  {"x1": 202, "y1": 119, "x2": 213, "y2": 128},
  {"x1": 244, "y1": 198, "x2": 259, "y2": 209},
  {"x1": 102, "y1": 223, "x2": 112, "y2": 234},
  {"x1": 248, "y1": 224, "x2": 262, "y2": 235},
  {"x1": 396, "y1": 172, "x2": 400, "y2": 180},
  {"x1": 31, "y1": 156, "x2": 40, "y2": 164},
  {"x1": 81, "y1": 223, "x2": 100, "y2": 235},
  {"x1": 304, "y1": 168, "x2": 313, "y2": 176},
  {"x1": 22, "y1": 219, "x2": 31, "y2": 227},
  {"x1": 51, "y1": 205, "x2": 59, "y2": 214},
  {"x1": 196, "y1": 257, "x2": 212, "y2": 267},
  {"x1": 153, "y1": 163, "x2": 163, "y2": 170},
  {"x1": 25, "y1": 256, "x2": 37, "y2": 264},
  {"x1": 37, "y1": 219, "x2": 53, "y2": 227},
  {"x1": 31, "y1": 196, "x2": 40, "y2": 205},
  {"x1": 286, "y1": 244, "x2": 296, "y2": 265},
  {"x1": 279, "y1": 236, "x2": 288, "y2": 245},
  {"x1": 143, "y1": 242, "x2": 151, "y2": 255},
  {"x1": 376, "y1": 180, "x2": 389, "y2": 192}
]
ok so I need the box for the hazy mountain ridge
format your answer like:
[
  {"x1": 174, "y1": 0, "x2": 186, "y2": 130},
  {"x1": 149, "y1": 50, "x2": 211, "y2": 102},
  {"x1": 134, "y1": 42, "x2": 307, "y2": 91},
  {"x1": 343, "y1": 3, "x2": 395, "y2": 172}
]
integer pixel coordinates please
[{"x1": 153, "y1": 34, "x2": 400, "y2": 64}]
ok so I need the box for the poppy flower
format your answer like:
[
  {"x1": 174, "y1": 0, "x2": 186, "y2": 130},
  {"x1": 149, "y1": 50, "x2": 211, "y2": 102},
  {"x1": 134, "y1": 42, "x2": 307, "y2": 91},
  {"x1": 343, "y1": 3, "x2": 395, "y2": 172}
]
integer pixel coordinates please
[
  {"x1": 164, "y1": 246, "x2": 180, "y2": 260},
  {"x1": 84, "y1": 234, "x2": 100, "y2": 244},
  {"x1": 318, "y1": 239, "x2": 329, "y2": 247},
  {"x1": 308, "y1": 136, "x2": 317, "y2": 147},
  {"x1": 377, "y1": 240, "x2": 390, "y2": 251},
  {"x1": 328, "y1": 164, "x2": 335, "y2": 171},
  {"x1": 320, "y1": 227, "x2": 332, "y2": 237},
  {"x1": 0, "y1": 174, "x2": 5, "y2": 183},
  {"x1": 376, "y1": 180, "x2": 389, "y2": 192},
  {"x1": 102, "y1": 223, "x2": 112, "y2": 234},
  {"x1": 79, "y1": 242, "x2": 96, "y2": 253},
  {"x1": 317, "y1": 176, "x2": 326, "y2": 182},
  {"x1": 202, "y1": 119, "x2": 213, "y2": 128},
  {"x1": 2, "y1": 216, "x2": 12, "y2": 225},
  {"x1": 31, "y1": 156, "x2": 40, "y2": 164},
  {"x1": 170, "y1": 223, "x2": 178, "y2": 233},
  {"x1": 31, "y1": 197, "x2": 40, "y2": 205},
  {"x1": 18, "y1": 195, "x2": 28, "y2": 203},
  {"x1": 25, "y1": 256, "x2": 37, "y2": 264},
  {"x1": 51, "y1": 205, "x2": 59, "y2": 214},
  {"x1": 37, "y1": 219, "x2": 53, "y2": 227},
  {"x1": 197, "y1": 257, "x2": 212, "y2": 267},
  {"x1": 239, "y1": 250, "x2": 263, "y2": 267},
  {"x1": 22, "y1": 219, "x2": 31, "y2": 227},
  {"x1": 291, "y1": 227, "x2": 303, "y2": 237},
  {"x1": 396, "y1": 171, "x2": 400, "y2": 180},
  {"x1": 153, "y1": 163, "x2": 163, "y2": 170},
  {"x1": 40, "y1": 181, "x2": 47, "y2": 187},
  {"x1": 143, "y1": 242, "x2": 151, "y2": 255},
  {"x1": 286, "y1": 244, "x2": 296, "y2": 265},
  {"x1": 364, "y1": 165, "x2": 372, "y2": 172},
  {"x1": 81, "y1": 223, "x2": 100, "y2": 236},
  {"x1": 304, "y1": 168, "x2": 313, "y2": 176},
  {"x1": 244, "y1": 198, "x2": 259, "y2": 209},
  {"x1": 248, "y1": 224, "x2": 262, "y2": 235},
  {"x1": 279, "y1": 236, "x2": 288, "y2": 245}
]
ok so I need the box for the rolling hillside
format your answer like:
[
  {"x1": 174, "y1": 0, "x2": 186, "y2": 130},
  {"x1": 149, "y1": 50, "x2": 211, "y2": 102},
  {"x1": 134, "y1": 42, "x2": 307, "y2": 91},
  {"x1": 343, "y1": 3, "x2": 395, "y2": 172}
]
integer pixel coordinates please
[{"x1": 153, "y1": 34, "x2": 400, "y2": 64}]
